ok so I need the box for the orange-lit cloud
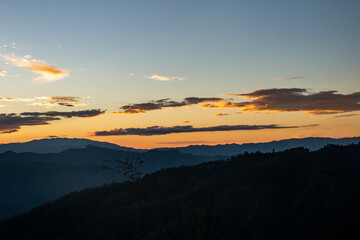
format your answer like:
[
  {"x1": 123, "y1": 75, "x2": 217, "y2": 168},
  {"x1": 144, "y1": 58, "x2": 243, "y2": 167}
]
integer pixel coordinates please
[
  {"x1": 0, "y1": 69, "x2": 6, "y2": 77},
  {"x1": 144, "y1": 74, "x2": 185, "y2": 81},
  {"x1": 0, "y1": 96, "x2": 88, "y2": 107},
  {"x1": 117, "y1": 88, "x2": 360, "y2": 116},
  {"x1": 227, "y1": 88, "x2": 360, "y2": 115},
  {"x1": 33, "y1": 96, "x2": 88, "y2": 107},
  {"x1": 0, "y1": 54, "x2": 69, "y2": 82}
]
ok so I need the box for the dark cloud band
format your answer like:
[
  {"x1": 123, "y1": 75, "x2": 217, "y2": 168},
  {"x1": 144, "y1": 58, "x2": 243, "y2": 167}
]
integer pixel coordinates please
[
  {"x1": 227, "y1": 88, "x2": 360, "y2": 115},
  {"x1": 91, "y1": 124, "x2": 315, "y2": 136},
  {"x1": 117, "y1": 97, "x2": 224, "y2": 114},
  {"x1": 118, "y1": 88, "x2": 360, "y2": 116},
  {"x1": 20, "y1": 109, "x2": 105, "y2": 118},
  {"x1": 0, "y1": 109, "x2": 105, "y2": 134}
]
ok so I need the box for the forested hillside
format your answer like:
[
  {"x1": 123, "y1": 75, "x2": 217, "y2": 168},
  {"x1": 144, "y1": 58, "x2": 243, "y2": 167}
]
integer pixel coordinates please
[{"x1": 1, "y1": 143, "x2": 359, "y2": 239}]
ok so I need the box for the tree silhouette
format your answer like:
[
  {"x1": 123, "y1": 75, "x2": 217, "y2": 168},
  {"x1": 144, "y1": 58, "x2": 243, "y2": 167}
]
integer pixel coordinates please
[{"x1": 104, "y1": 157, "x2": 143, "y2": 239}]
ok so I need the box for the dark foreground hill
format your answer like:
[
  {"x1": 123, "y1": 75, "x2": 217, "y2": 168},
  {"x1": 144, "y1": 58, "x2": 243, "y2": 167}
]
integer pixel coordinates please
[
  {"x1": 0, "y1": 146, "x2": 215, "y2": 219},
  {"x1": 1, "y1": 143, "x2": 360, "y2": 240}
]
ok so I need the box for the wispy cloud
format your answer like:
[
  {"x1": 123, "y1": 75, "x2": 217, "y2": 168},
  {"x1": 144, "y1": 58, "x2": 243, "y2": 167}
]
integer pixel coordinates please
[
  {"x1": 0, "y1": 97, "x2": 34, "y2": 102},
  {"x1": 0, "y1": 109, "x2": 105, "y2": 134},
  {"x1": 0, "y1": 54, "x2": 69, "y2": 82},
  {"x1": 33, "y1": 96, "x2": 88, "y2": 107},
  {"x1": 272, "y1": 76, "x2": 305, "y2": 80},
  {"x1": 91, "y1": 124, "x2": 315, "y2": 136},
  {"x1": 0, "y1": 69, "x2": 6, "y2": 77},
  {"x1": 331, "y1": 113, "x2": 359, "y2": 118},
  {"x1": 144, "y1": 74, "x2": 185, "y2": 81},
  {"x1": 0, "y1": 96, "x2": 88, "y2": 107},
  {"x1": 213, "y1": 113, "x2": 229, "y2": 117}
]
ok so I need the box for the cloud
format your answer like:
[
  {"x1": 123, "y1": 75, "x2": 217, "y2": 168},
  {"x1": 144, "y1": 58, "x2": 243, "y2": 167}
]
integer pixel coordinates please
[
  {"x1": 213, "y1": 113, "x2": 229, "y2": 117},
  {"x1": 225, "y1": 88, "x2": 360, "y2": 115},
  {"x1": 0, "y1": 113, "x2": 60, "y2": 134},
  {"x1": 91, "y1": 124, "x2": 314, "y2": 136},
  {"x1": 0, "y1": 109, "x2": 105, "y2": 134},
  {"x1": 0, "y1": 54, "x2": 69, "y2": 82},
  {"x1": 21, "y1": 109, "x2": 105, "y2": 118},
  {"x1": 144, "y1": 74, "x2": 185, "y2": 81},
  {"x1": 272, "y1": 76, "x2": 305, "y2": 80},
  {"x1": 158, "y1": 141, "x2": 216, "y2": 145},
  {"x1": 0, "y1": 97, "x2": 34, "y2": 102},
  {"x1": 116, "y1": 88, "x2": 360, "y2": 116},
  {"x1": 117, "y1": 97, "x2": 224, "y2": 114},
  {"x1": 0, "y1": 96, "x2": 88, "y2": 107},
  {"x1": 33, "y1": 96, "x2": 88, "y2": 107},
  {"x1": 332, "y1": 113, "x2": 359, "y2": 118},
  {"x1": 0, "y1": 69, "x2": 6, "y2": 77}
]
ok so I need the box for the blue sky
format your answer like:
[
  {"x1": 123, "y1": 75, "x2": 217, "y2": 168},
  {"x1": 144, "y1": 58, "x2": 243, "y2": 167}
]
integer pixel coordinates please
[{"x1": 0, "y1": 0, "x2": 359, "y2": 147}]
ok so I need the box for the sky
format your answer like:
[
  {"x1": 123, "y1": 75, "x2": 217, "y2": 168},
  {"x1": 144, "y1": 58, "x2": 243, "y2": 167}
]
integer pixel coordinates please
[{"x1": 0, "y1": 0, "x2": 359, "y2": 148}]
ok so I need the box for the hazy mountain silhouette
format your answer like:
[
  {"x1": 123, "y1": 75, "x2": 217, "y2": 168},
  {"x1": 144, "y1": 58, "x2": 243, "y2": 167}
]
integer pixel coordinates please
[
  {"x1": 161, "y1": 136, "x2": 360, "y2": 156},
  {"x1": 0, "y1": 138, "x2": 144, "y2": 154},
  {"x1": 1, "y1": 143, "x2": 359, "y2": 239},
  {"x1": 1, "y1": 137, "x2": 359, "y2": 156},
  {"x1": 0, "y1": 146, "x2": 215, "y2": 219}
]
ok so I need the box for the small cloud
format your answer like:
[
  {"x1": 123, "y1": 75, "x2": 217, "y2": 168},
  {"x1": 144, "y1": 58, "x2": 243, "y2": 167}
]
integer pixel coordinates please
[
  {"x1": 0, "y1": 54, "x2": 69, "y2": 82},
  {"x1": 57, "y1": 45, "x2": 62, "y2": 48},
  {"x1": 182, "y1": 120, "x2": 190, "y2": 124},
  {"x1": 158, "y1": 141, "x2": 215, "y2": 145},
  {"x1": 33, "y1": 96, "x2": 88, "y2": 107},
  {"x1": 129, "y1": 73, "x2": 135, "y2": 76},
  {"x1": 0, "y1": 69, "x2": 6, "y2": 77},
  {"x1": 47, "y1": 135, "x2": 59, "y2": 138},
  {"x1": 144, "y1": 74, "x2": 185, "y2": 81},
  {"x1": 272, "y1": 76, "x2": 305, "y2": 80},
  {"x1": 213, "y1": 113, "x2": 229, "y2": 117},
  {"x1": 332, "y1": 113, "x2": 359, "y2": 118}
]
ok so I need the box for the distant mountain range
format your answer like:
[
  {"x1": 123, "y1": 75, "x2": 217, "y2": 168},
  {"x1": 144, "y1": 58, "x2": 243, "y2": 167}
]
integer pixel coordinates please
[
  {"x1": 0, "y1": 136, "x2": 359, "y2": 219},
  {"x1": 159, "y1": 136, "x2": 360, "y2": 156},
  {"x1": 1, "y1": 136, "x2": 359, "y2": 156},
  {"x1": 0, "y1": 138, "x2": 144, "y2": 154},
  {"x1": 0, "y1": 146, "x2": 215, "y2": 219}
]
